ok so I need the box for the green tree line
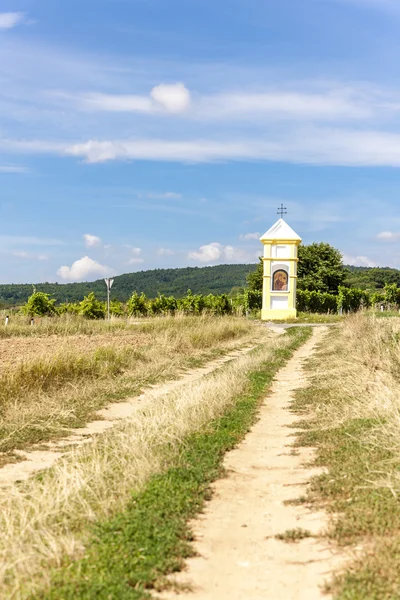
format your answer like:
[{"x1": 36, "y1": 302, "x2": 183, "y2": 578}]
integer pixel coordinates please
[
  {"x1": 0, "y1": 265, "x2": 253, "y2": 307},
  {"x1": 2, "y1": 258, "x2": 400, "y2": 309}
]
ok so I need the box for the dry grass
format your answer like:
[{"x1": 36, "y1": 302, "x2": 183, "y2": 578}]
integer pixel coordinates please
[
  {"x1": 0, "y1": 315, "x2": 262, "y2": 458},
  {"x1": 292, "y1": 313, "x2": 400, "y2": 599},
  {"x1": 307, "y1": 313, "x2": 400, "y2": 432},
  {"x1": 0, "y1": 330, "x2": 292, "y2": 599}
]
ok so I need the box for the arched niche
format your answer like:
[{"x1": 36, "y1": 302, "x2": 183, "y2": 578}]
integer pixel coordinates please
[{"x1": 271, "y1": 263, "x2": 289, "y2": 292}]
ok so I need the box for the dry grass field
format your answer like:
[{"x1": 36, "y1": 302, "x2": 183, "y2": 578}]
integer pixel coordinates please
[
  {"x1": 0, "y1": 313, "x2": 306, "y2": 599},
  {"x1": 0, "y1": 315, "x2": 262, "y2": 464}
]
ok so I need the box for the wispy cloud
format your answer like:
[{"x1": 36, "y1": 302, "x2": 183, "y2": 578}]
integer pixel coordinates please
[
  {"x1": 0, "y1": 236, "x2": 64, "y2": 247},
  {"x1": 61, "y1": 128, "x2": 400, "y2": 167},
  {"x1": 376, "y1": 231, "x2": 400, "y2": 241},
  {"x1": 342, "y1": 253, "x2": 378, "y2": 267},
  {"x1": 157, "y1": 247, "x2": 175, "y2": 256},
  {"x1": 11, "y1": 250, "x2": 48, "y2": 261},
  {"x1": 0, "y1": 165, "x2": 29, "y2": 173},
  {"x1": 144, "y1": 191, "x2": 182, "y2": 200},
  {"x1": 66, "y1": 85, "x2": 371, "y2": 122},
  {"x1": 7, "y1": 128, "x2": 400, "y2": 167},
  {"x1": 127, "y1": 246, "x2": 144, "y2": 264},
  {"x1": 0, "y1": 12, "x2": 25, "y2": 29},
  {"x1": 239, "y1": 232, "x2": 260, "y2": 241}
]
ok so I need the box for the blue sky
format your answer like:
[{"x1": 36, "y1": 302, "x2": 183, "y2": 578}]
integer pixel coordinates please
[{"x1": 2, "y1": 0, "x2": 400, "y2": 283}]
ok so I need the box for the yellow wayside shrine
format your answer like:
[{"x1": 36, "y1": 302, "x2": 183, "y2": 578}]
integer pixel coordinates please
[{"x1": 260, "y1": 218, "x2": 302, "y2": 321}]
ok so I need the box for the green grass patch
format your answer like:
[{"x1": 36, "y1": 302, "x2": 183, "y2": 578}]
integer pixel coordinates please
[{"x1": 34, "y1": 326, "x2": 312, "y2": 600}]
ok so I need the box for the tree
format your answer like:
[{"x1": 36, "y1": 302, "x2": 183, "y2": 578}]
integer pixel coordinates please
[
  {"x1": 247, "y1": 258, "x2": 263, "y2": 292},
  {"x1": 246, "y1": 243, "x2": 345, "y2": 295},
  {"x1": 297, "y1": 243, "x2": 345, "y2": 294}
]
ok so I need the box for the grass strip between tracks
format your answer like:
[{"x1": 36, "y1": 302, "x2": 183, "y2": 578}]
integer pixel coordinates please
[{"x1": 36, "y1": 326, "x2": 312, "y2": 600}]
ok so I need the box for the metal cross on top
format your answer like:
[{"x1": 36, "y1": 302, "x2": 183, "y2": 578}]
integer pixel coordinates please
[{"x1": 277, "y1": 203, "x2": 287, "y2": 218}]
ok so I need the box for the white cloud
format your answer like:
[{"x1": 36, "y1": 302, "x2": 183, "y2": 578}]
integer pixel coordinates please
[
  {"x1": 0, "y1": 165, "x2": 29, "y2": 173},
  {"x1": 188, "y1": 242, "x2": 252, "y2": 264},
  {"x1": 57, "y1": 256, "x2": 113, "y2": 281},
  {"x1": 343, "y1": 254, "x2": 378, "y2": 267},
  {"x1": 157, "y1": 248, "x2": 175, "y2": 256},
  {"x1": 239, "y1": 232, "x2": 260, "y2": 241},
  {"x1": 189, "y1": 243, "x2": 223, "y2": 263},
  {"x1": 131, "y1": 247, "x2": 142, "y2": 256},
  {"x1": 150, "y1": 83, "x2": 191, "y2": 113},
  {"x1": 377, "y1": 231, "x2": 400, "y2": 241},
  {"x1": 0, "y1": 12, "x2": 25, "y2": 29},
  {"x1": 83, "y1": 233, "x2": 102, "y2": 247},
  {"x1": 77, "y1": 83, "x2": 191, "y2": 115}
]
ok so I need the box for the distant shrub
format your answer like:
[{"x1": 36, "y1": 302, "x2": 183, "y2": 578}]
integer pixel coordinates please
[
  {"x1": 57, "y1": 302, "x2": 79, "y2": 315},
  {"x1": 127, "y1": 291, "x2": 149, "y2": 317},
  {"x1": 243, "y1": 290, "x2": 262, "y2": 312},
  {"x1": 337, "y1": 286, "x2": 370, "y2": 313},
  {"x1": 109, "y1": 300, "x2": 125, "y2": 317},
  {"x1": 78, "y1": 293, "x2": 106, "y2": 320},
  {"x1": 20, "y1": 290, "x2": 57, "y2": 317}
]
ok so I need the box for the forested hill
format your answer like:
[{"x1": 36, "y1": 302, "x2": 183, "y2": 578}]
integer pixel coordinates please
[
  {"x1": 0, "y1": 264, "x2": 257, "y2": 306},
  {"x1": 345, "y1": 266, "x2": 400, "y2": 289}
]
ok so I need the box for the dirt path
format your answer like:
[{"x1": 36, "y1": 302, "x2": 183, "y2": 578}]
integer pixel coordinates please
[
  {"x1": 0, "y1": 344, "x2": 261, "y2": 486},
  {"x1": 160, "y1": 327, "x2": 344, "y2": 600}
]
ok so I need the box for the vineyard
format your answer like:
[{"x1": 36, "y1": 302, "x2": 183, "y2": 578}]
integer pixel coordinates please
[{"x1": 4, "y1": 282, "x2": 400, "y2": 325}]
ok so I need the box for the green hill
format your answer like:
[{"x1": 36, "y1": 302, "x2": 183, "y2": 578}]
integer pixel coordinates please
[
  {"x1": 344, "y1": 266, "x2": 400, "y2": 290},
  {"x1": 0, "y1": 264, "x2": 257, "y2": 306}
]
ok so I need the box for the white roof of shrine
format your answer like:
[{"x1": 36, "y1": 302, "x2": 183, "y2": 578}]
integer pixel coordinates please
[{"x1": 260, "y1": 218, "x2": 302, "y2": 242}]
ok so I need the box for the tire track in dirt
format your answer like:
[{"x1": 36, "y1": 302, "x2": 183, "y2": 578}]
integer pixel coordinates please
[
  {"x1": 159, "y1": 327, "x2": 345, "y2": 600},
  {"x1": 0, "y1": 343, "x2": 262, "y2": 486}
]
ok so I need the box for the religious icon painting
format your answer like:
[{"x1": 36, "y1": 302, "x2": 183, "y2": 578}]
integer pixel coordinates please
[{"x1": 272, "y1": 269, "x2": 288, "y2": 291}]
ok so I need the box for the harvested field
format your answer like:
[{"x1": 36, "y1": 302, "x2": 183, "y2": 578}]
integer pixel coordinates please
[
  {"x1": 0, "y1": 332, "x2": 146, "y2": 370},
  {"x1": 0, "y1": 316, "x2": 262, "y2": 462}
]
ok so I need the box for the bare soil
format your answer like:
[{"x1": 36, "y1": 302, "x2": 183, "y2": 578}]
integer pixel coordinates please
[{"x1": 160, "y1": 327, "x2": 345, "y2": 600}]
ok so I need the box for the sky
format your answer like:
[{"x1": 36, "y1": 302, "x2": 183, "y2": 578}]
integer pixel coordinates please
[{"x1": 2, "y1": 0, "x2": 400, "y2": 283}]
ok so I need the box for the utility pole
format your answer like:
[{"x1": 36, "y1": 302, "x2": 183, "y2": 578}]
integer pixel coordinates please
[{"x1": 104, "y1": 278, "x2": 114, "y2": 321}]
